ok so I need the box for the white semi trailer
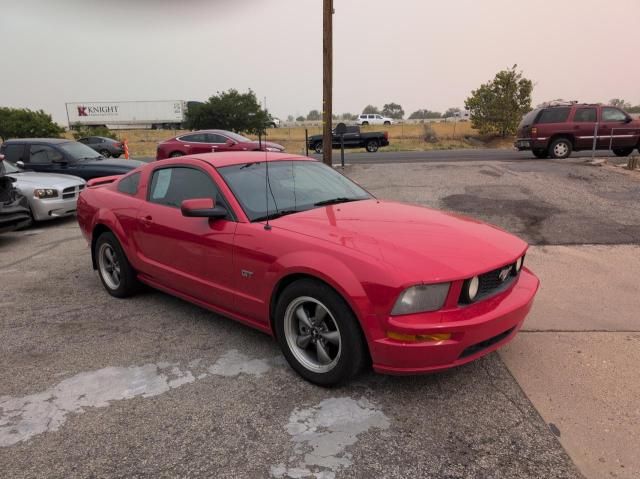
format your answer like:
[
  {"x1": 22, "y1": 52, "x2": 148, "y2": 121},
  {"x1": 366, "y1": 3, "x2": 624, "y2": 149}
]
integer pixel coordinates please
[{"x1": 65, "y1": 100, "x2": 188, "y2": 130}]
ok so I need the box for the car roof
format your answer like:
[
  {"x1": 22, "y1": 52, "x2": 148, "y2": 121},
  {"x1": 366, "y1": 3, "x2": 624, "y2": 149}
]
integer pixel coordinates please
[
  {"x1": 3, "y1": 138, "x2": 71, "y2": 145},
  {"x1": 187, "y1": 152, "x2": 317, "y2": 168}
]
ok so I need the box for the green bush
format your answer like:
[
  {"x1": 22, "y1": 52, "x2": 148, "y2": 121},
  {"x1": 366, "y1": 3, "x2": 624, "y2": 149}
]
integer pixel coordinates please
[
  {"x1": 0, "y1": 107, "x2": 64, "y2": 141},
  {"x1": 70, "y1": 123, "x2": 117, "y2": 140}
]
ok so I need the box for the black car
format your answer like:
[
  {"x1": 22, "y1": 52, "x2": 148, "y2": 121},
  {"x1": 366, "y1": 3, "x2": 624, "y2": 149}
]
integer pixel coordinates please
[
  {"x1": 78, "y1": 136, "x2": 125, "y2": 158},
  {"x1": 0, "y1": 154, "x2": 31, "y2": 233},
  {"x1": 307, "y1": 126, "x2": 390, "y2": 153},
  {"x1": 0, "y1": 139, "x2": 142, "y2": 181}
]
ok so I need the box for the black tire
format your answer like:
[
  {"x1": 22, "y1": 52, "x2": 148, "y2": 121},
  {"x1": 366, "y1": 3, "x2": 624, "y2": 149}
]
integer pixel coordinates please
[
  {"x1": 169, "y1": 151, "x2": 184, "y2": 158},
  {"x1": 95, "y1": 232, "x2": 139, "y2": 298},
  {"x1": 532, "y1": 149, "x2": 548, "y2": 159},
  {"x1": 383, "y1": 121, "x2": 391, "y2": 125},
  {"x1": 99, "y1": 149, "x2": 111, "y2": 158},
  {"x1": 113, "y1": 154, "x2": 121, "y2": 158},
  {"x1": 548, "y1": 138, "x2": 572, "y2": 159},
  {"x1": 274, "y1": 278, "x2": 367, "y2": 386},
  {"x1": 361, "y1": 121, "x2": 369, "y2": 126},
  {"x1": 313, "y1": 142, "x2": 323, "y2": 154},
  {"x1": 365, "y1": 140, "x2": 379, "y2": 153},
  {"x1": 612, "y1": 147, "x2": 634, "y2": 157}
]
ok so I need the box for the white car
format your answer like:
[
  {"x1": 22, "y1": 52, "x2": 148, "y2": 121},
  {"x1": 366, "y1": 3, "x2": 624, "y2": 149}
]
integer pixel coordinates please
[
  {"x1": 2, "y1": 160, "x2": 86, "y2": 222},
  {"x1": 356, "y1": 114, "x2": 393, "y2": 126}
]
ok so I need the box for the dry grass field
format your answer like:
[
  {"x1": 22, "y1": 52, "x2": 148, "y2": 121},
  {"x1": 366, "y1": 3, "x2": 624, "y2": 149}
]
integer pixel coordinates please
[{"x1": 76, "y1": 122, "x2": 514, "y2": 158}]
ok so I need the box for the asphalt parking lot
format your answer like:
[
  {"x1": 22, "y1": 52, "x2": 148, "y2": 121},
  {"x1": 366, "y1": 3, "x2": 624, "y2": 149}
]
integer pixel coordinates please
[{"x1": 1, "y1": 156, "x2": 638, "y2": 478}]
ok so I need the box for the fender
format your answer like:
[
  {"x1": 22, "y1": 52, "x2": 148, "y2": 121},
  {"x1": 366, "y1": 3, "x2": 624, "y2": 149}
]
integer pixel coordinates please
[{"x1": 90, "y1": 208, "x2": 140, "y2": 270}]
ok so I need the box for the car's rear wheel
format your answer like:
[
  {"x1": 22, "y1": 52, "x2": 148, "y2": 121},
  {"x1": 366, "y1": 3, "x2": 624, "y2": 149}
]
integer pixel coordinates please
[
  {"x1": 113, "y1": 154, "x2": 121, "y2": 158},
  {"x1": 365, "y1": 140, "x2": 379, "y2": 153},
  {"x1": 532, "y1": 149, "x2": 548, "y2": 159},
  {"x1": 612, "y1": 147, "x2": 634, "y2": 157},
  {"x1": 95, "y1": 232, "x2": 139, "y2": 298},
  {"x1": 275, "y1": 279, "x2": 366, "y2": 386},
  {"x1": 99, "y1": 149, "x2": 111, "y2": 158},
  {"x1": 313, "y1": 142, "x2": 323, "y2": 154},
  {"x1": 548, "y1": 138, "x2": 572, "y2": 159},
  {"x1": 169, "y1": 151, "x2": 184, "y2": 158},
  {"x1": 361, "y1": 121, "x2": 369, "y2": 126}
]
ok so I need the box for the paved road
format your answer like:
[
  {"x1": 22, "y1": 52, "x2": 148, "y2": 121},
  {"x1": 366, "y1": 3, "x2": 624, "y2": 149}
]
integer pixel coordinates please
[{"x1": 137, "y1": 147, "x2": 624, "y2": 165}]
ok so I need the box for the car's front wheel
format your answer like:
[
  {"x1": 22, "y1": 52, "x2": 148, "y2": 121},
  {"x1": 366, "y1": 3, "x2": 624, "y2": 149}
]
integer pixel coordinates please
[
  {"x1": 548, "y1": 138, "x2": 572, "y2": 159},
  {"x1": 275, "y1": 279, "x2": 366, "y2": 386},
  {"x1": 313, "y1": 142, "x2": 323, "y2": 154},
  {"x1": 361, "y1": 121, "x2": 369, "y2": 126},
  {"x1": 169, "y1": 151, "x2": 184, "y2": 158},
  {"x1": 100, "y1": 149, "x2": 111, "y2": 158},
  {"x1": 612, "y1": 147, "x2": 634, "y2": 157},
  {"x1": 384, "y1": 121, "x2": 391, "y2": 125},
  {"x1": 365, "y1": 140, "x2": 379, "y2": 153},
  {"x1": 95, "y1": 232, "x2": 139, "y2": 298}
]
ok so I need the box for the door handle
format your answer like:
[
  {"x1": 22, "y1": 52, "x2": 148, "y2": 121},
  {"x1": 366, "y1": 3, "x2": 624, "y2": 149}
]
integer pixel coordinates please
[{"x1": 141, "y1": 215, "x2": 153, "y2": 226}]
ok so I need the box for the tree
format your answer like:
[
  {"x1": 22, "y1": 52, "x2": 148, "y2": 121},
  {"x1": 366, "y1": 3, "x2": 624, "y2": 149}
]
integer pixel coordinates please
[
  {"x1": 408, "y1": 109, "x2": 442, "y2": 120},
  {"x1": 340, "y1": 112, "x2": 356, "y2": 121},
  {"x1": 609, "y1": 98, "x2": 632, "y2": 110},
  {"x1": 382, "y1": 103, "x2": 404, "y2": 119},
  {"x1": 628, "y1": 105, "x2": 640, "y2": 114},
  {"x1": 465, "y1": 65, "x2": 533, "y2": 137},
  {"x1": 0, "y1": 107, "x2": 64, "y2": 141},
  {"x1": 184, "y1": 89, "x2": 269, "y2": 133},
  {"x1": 306, "y1": 110, "x2": 321, "y2": 121},
  {"x1": 362, "y1": 105, "x2": 379, "y2": 115},
  {"x1": 444, "y1": 107, "x2": 461, "y2": 118},
  {"x1": 295, "y1": 115, "x2": 305, "y2": 122},
  {"x1": 70, "y1": 123, "x2": 117, "y2": 140},
  {"x1": 287, "y1": 115, "x2": 294, "y2": 122}
]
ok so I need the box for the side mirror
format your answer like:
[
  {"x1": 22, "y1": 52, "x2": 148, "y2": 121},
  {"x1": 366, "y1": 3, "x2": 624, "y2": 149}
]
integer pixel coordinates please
[
  {"x1": 225, "y1": 139, "x2": 235, "y2": 147},
  {"x1": 180, "y1": 198, "x2": 227, "y2": 219},
  {"x1": 16, "y1": 160, "x2": 25, "y2": 168},
  {"x1": 624, "y1": 117, "x2": 633, "y2": 123}
]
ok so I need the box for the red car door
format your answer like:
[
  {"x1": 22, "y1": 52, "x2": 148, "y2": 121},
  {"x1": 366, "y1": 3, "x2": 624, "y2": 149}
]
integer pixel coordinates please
[
  {"x1": 178, "y1": 133, "x2": 212, "y2": 156},
  {"x1": 572, "y1": 107, "x2": 598, "y2": 150},
  {"x1": 205, "y1": 133, "x2": 235, "y2": 153},
  {"x1": 133, "y1": 162, "x2": 237, "y2": 311},
  {"x1": 599, "y1": 107, "x2": 636, "y2": 150}
]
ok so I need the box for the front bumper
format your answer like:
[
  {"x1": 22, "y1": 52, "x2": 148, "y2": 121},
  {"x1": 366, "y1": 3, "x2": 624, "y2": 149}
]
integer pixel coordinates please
[
  {"x1": 370, "y1": 268, "x2": 539, "y2": 374},
  {"x1": 30, "y1": 196, "x2": 79, "y2": 221}
]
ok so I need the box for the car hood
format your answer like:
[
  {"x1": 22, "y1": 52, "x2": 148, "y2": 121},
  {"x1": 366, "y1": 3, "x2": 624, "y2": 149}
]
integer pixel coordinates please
[
  {"x1": 9, "y1": 171, "x2": 85, "y2": 187},
  {"x1": 244, "y1": 140, "x2": 284, "y2": 150},
  {"x1": 82, "y1": 158, "x2": 143, "y2": 168},
  {"x1": 272, "y1": 199, "x2": 528, "y2": 282}
]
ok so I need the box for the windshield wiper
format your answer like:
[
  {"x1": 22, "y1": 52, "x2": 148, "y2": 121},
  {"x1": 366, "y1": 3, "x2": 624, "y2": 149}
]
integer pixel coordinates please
[
  {"x1": 253, "y1": 209, "x2": 300, "y2": 222},
  {"x1": 314, "y1": 197, "x2": 362, "y2": 207}
]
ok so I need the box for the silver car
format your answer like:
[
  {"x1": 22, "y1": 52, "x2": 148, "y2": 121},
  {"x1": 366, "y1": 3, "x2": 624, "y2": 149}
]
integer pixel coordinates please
[{"x1": 2, "y1": 160, "x2": 86, "y2": 221}]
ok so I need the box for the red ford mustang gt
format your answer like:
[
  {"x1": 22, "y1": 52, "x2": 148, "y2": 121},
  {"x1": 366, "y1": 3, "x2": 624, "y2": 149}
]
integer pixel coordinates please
[{"x1": 77, "y1": 152, "x2": 539, "y2": 386}]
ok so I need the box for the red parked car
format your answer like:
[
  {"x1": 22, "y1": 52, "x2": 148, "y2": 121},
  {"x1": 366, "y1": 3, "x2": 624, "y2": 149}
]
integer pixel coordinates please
[
  {"x1": 515, "y1": 102, "x2": 640, "y2": 159},
  {"x1": 77, "y1": 152, "x2": 539, "y2": 386},
  {"x1": 156, "y1": 129, "x2": 285, "y2": 160}
]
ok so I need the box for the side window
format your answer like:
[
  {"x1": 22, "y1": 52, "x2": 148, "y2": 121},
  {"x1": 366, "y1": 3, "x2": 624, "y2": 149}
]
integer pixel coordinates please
[
  {"x1": 29, "y1": 145, "x2": 64, "y2": 164},
  {"x1": 574, "y1": 108, "x2": 597, "y2": 122},
  {"x1": 1, "y1": 144, "x2": 26, "y2": 163},
  {"x1": 537, "y1": 108, "x2": 571, "y2": 124},
  {"x1": 368, "y1": 114, "x2": 374, "y2": 119},
  {"x1": 206, "y1": 133, "x2": 229, "y2": 144},
  {"x1": 179, "y1": 133, "x2": 207, "y2": 143},
  {"x1": 78, "y1": 138, "x2": 89, "y2": 144},
  {"x1": 117, "y1": 172, "x2": 140, "y2": 196},
  {"x1": 602, "y1": 108, "x2": 627, "y2": 122},
  {"x1": 376, "y1": 115, "x2": 382, "y2": 119},
  {"x1": 148, "y1": 167, "x2": 229, "y2": 213}
]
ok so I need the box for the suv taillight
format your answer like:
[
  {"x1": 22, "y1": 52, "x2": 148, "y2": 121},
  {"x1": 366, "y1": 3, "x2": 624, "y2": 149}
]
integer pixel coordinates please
[{"x1": 531, "y1": 127, "x2": 538, "y2": 137}]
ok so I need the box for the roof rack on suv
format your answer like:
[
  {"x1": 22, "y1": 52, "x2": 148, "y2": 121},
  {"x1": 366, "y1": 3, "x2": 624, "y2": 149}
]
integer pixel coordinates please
[{"x1": 538, "y1": 100, "x2": 579, "y2": 108}]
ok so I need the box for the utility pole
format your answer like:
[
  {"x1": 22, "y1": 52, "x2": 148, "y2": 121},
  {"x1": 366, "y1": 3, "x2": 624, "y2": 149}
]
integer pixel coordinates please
[{"x1": 322, "y1": 0, "x2": 333, "y2": 166}]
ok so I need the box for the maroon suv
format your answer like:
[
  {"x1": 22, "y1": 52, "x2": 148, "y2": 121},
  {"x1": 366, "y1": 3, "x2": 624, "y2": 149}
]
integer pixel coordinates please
[
  {"x1": 156, "y1": 130, "x2": 285, "y2": 160},
  {"x1": 515, "y1": 103, "x2": 640, "y2": 159}
]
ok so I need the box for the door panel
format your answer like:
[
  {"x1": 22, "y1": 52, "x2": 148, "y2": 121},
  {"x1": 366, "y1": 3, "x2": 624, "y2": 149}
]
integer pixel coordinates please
[
  {"x1": 572, "y1": 108, "x2": 598, "y2": 150},
  {"x1": 599, "y1": 107, "x2": 636, "y2": 149}
]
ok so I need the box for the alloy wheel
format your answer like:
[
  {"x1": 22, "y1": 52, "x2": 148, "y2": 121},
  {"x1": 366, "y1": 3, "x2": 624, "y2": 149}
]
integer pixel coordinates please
[
  {"x1": 284, "y1": 296, "x2": 341, "y2": 373},
  {"x1": 98, "y1": 243, "x2": 121, "y2": 290},
  {"x1": 553, "y1": 142, "x2": 569, "y2": 158}
]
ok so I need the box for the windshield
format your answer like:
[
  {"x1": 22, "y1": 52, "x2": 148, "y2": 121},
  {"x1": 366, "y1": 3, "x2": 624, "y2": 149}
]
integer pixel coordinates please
[
  {"x1": 218, "y1": 160, "x2": 373, "y2": 222},
  {"x1": 224, "y1": 132, "x2": 252, "y2": 143},
  {"x1": 59, "y1": 142, "x2": 102, "y2": 160},
  {"x1": 2, "y1": 160, "x2": 20, "y2": 174}
]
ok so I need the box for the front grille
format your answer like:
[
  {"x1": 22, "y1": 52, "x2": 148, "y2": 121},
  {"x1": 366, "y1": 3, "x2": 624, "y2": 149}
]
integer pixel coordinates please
[
  {"x1": 62, "y1": 185, "x2": 83, "y2": 199},
  {"x1": 459, "y1": 260, "x2": 522, "y2": 305},
  {"x1": 459, "y1": 327, "x2": 515, "y2": 359}
]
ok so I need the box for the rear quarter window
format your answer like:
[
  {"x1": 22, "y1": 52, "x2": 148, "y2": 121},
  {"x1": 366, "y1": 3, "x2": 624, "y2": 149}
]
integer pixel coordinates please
[
  {"x1": 536, "y1": 108, "x2": 571, "y2": 124},
  {"x1": 117, "y1": 172, "x2": 140, "y2": 195},
  {"x1": 0, "y1": 144, "x2": 26, "y2": 162}
]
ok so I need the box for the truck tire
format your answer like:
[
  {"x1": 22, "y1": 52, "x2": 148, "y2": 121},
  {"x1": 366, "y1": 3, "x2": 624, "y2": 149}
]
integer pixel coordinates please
[
  {"x1": 365, "y1": 140, "x2": 379, "y2": 153},
  {"x1": 384, "y1": 121, "x2": 391, "y2": 125},
  {"x1": 99, "y1": 149, "x2": 111, "y2": 158},
  {"x1": 612, "y1": 147, "x2": 634, "y2": 157},
  {"x1": 532, "y1": 149, "x2": 548, "y2": 159},
  {"x1": 361, "y1": 121, "x2": 369, "y2": 126},
  {"x1": 548, "y1": 138, "x2": 572, "y2": 159},
  {"x1": 314, "y1": 142, "x2": 323, "y2": 154}
]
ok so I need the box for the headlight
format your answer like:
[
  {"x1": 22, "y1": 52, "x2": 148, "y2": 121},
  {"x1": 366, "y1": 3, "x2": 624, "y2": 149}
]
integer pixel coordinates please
[
  {"x1": 266, "y1": 147, "x2": 282, "y2": 152},
  {"x1": 461, "y1": 276, "x2": 480, "y2": 303},
  {"x1": 34, "y1": 188, "x2": 59, "y2": 199},
  {"x1": 391, "y1": 283, "x2": 450, "y2": 315},
  {"x1": 515, "y1": 256, "x2": 524, "y2": 272}
]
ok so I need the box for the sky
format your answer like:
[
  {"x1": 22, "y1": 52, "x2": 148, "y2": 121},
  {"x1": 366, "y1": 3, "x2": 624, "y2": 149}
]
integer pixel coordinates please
[{"x1": 1, "y1": 0, "x2": 639, "y2": 125}]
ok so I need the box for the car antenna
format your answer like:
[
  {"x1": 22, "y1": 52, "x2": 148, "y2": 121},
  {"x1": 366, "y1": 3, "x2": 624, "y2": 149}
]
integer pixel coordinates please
[{"x1": 264, "y1": 124, "x2": 272, "y2": 231}]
